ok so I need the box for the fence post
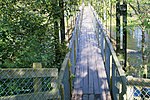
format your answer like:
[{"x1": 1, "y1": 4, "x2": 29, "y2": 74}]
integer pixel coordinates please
[
  {"x1": 33, "y1": 63, "x2": 42, "y2": 92},
  {"x1": 120, "y1": 76, "x2": 127, "y2": 99}
]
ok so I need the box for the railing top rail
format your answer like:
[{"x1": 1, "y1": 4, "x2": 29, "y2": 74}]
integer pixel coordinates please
[
  {"x1": 0, "y1": 68, "x2": 58, "y2": 79},
  {"x1": 127, "y1": 76, "x2": 150, "y2": 86},
  {"x1": 57, "y1": 52, "x2": 70, "y2": 84},
  {"x1": 58, "y1": 3, "x2": 84, "y2": 85}
]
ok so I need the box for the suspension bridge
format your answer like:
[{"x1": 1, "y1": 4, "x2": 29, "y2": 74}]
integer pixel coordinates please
[{"x1": 0, "y1": 3, "x2": 150, "y2": 100}]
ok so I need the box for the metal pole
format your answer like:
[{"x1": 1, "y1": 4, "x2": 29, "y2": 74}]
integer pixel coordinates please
[
  {"x1": 123, "y1": 0, "x2": 127, "y2": 70},
  {"x1": 59, "y1": 0, "x2": 65, "y2": 42},
  {"x1": 116, "y1": 0, "x2": 121, "y2": 54},
  {"x1": 110, "y1": 0, "x2": 112, "y2": 39}
]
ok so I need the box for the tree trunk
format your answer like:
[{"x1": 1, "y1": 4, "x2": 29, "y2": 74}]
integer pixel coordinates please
[
  {"x1": 54, "y1": 21, "x2": 60, "y2": 66},
  {"x1": 123, "y1": 1, "x2": 127, "y2": 70},
  {"x1": 142, "y1": 29, "x2": 147, "y2": 78},
  {"x1": 110, "y1": 0, "x2": 112, "y2": 38},
  {"x1": 142, "y1": 30, "x2": 145, "y2": 64},
  {"x1": 116, "y1": 0, "x2": 121, "y2": 54},
  {"x1": 52, "y1": 0, "x2": 61, "y2": 68},
  {"x1": 59, "y1": 0, "x2": 65, "y2": 43}
]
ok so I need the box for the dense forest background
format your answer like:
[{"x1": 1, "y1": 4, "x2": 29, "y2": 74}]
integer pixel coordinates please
[
  {"x1": 0, "y1": 0, "x2": 82, "y2": 69},
  {"x1": 0, "y1": 0, "x2": 150, "y2": 76}
]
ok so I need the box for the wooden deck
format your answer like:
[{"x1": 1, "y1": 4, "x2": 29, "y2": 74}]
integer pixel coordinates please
[{"x1": 72, "y1": 7, "x2": 112, "y2": 100}]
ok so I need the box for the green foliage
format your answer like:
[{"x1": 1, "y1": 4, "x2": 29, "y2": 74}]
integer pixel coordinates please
[
  {"x1": 127, "y1": 0, "x2": 150, "y2": 30},
  {"x1": 0, "y1": 0, "x2": 54, "y2": 68},
  {"x1": 0, "y1": 0, "x2": 80, "y2": 68},
  {"x1": 64, "y1": 0, "x2": 81, "y2": 18}
]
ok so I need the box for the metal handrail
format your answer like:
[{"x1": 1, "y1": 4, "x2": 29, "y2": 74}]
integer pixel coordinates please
[
  {"x1": 89, "y1": 4, "x2": 127, "y2": 100},
  {"x1": 57, "y1": 3, "x2": 84, "y2": 100}
]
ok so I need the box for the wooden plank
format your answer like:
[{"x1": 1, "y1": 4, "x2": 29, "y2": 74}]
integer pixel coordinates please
[
  {"x1": 78, "y1": 61, "x2": 83, "y2": 91},
  {"x1": 80, "y1": 11, "x2": 93, "y2": 95},
  {"x1": 106, "y1": 92, "x2": 112, "y2": 100},
  {"x1": 89, "y1": 94, "x2": 95, "y2": 100},
  {"x1": 73, "y1": 50, "x2": 80, "y2": 93},
  {"x1": 95, "y1": 94, "x2": 102, "y2": 100},
  {"x1": 96, "y1": 48, "x2": 107, "y2": 94},
  {"x1": 83, "y1": 95, "x2": 88, "y2": 100},
  {"x1": 96, "y1": 48, "x2": 112, "y2": 100},
  {"x1": 81, "y1": 34, "x2": 89, "y2": 94},
  {"x1": 79, "y1": 57, "x2": 84, "y2": 92},
  {"x1": 90, "y1": 36, "x2": 101, "y2": 95},
  {"x1": 73, "y1": 32, "x2": 83, "y2": 95},
  {"x1": 71, "y1": 93, "x2": 76, "y2": 100},
  {"x1": 74, "y1": 64, "x2": 80, "y2": 89},
  {"x1": 88, "y1": 33, "x2": 94, "y2": 94},
  {"x1": 93, "y1": 56, "x2": 101, "y2": 94},
  {"x1": 101, "y1": 92, "x2": 107, "y2": 100},
  {"x1": 0, "y1": 68, "x2": 58, "y2": 79},
  {"x1": 77, "y1": 94, "x2": 82, "y2": 100},
  {"x1": 72, "y1": 92, "x2": 82, "y2": 100},
  {"x1": 83, "y1": 57, "x2": 88, "y2": 94},
  {"x1": 95, "y1": 49, "x2": 103, "y2": 95}
]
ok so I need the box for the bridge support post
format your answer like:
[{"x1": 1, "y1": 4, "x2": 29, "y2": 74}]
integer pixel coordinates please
[
  {"x1": 116, "y1": 0, "x2": 121, "y2": 54},
  {"x1": 116, "y1": 0, "x2": 127, "y2": 70},
  {"x1": 122, "y1": 0, "x2": 127, "y2": 71},
  {"x1": 33, "y1": 63, "x2": 42, "y2": 92}
]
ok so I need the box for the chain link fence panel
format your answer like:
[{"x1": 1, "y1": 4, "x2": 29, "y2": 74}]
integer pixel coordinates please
[
  {"x1": 126, "y1": 76, "x2": 150, "y2": 100},
  {"x1": 0, "y1": 63, "x2": 59, "y2": 100}
]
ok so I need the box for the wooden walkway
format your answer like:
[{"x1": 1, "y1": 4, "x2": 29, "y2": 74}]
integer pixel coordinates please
[{"x1": 72, "y1": 7, "x2": 111, "y2": 100}]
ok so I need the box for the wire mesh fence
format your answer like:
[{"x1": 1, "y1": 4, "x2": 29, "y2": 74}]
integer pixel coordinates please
[
  {"x1": 126, "y1": 76, "x2": 150, "y2": 100},
  {"x1": 0, "y1": 63, "x2": 59, "y2": 100}
]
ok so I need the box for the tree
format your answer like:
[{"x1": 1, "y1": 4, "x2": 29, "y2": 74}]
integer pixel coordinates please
[
  {"x1": 128, "y1": 0, "x2": 150, "y2": 78},
  {"x1": 0, "y1": 0, "x2": 81, "y2": 69}
]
